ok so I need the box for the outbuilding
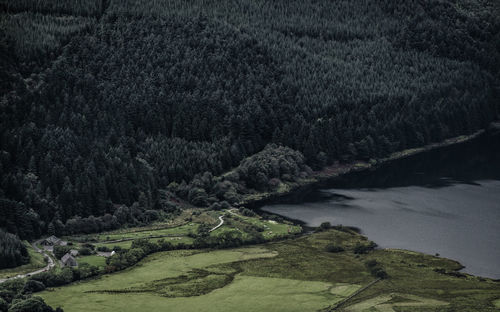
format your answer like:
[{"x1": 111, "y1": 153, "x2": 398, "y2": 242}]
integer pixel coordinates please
[
  {"x1": 41, "y1": 235, "x2": 67, "y2": 246},
  {"x1": 61, "y1": 253, "x2": 78, "y2": 267}
]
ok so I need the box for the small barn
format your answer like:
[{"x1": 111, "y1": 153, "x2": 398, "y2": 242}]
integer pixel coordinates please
[
  {"x1": 41, "y1": 235, "x2": 67, "y2": 246},
  {"x1": 61, "y1": 253, "x2": 78, "y2": 267},
  {"x1": 69, "y1": 249, "x2": 79, "y2": 257}
]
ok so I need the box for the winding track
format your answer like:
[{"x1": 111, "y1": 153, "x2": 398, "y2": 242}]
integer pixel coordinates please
[
  {"x1": 1, "y1": 215, "x2": 225, "y2": 284},
  {"x1": 209, "y1": 216, "x2": 224, "y2": 232}
]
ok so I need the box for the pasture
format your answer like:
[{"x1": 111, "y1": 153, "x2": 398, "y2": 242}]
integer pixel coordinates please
[{"x1": 40, "y1": 230, "x2": 500, "y2": 312}]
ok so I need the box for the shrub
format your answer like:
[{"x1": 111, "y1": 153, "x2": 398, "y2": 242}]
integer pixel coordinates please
[
  {"x1": 156, "y1": 239, "x2": 173, "y2": 251},
  {"x1": 220, "y1": 201, "x2": 231, "y2": 209},
  {"x1": 332, "y1": 225, "x2": 361, "y2": 233},
  {"x1": 22, "y1": 280, "x2": 45, "y2": 294},
  {"x1": 130, "y1": 239, "x2": 158, "y2": 254},
  {"x1": 371, "y1": 267, "x2": 388, "y2": 279},
  {"x1": 365, "y1": 259, "x2": 378, "y2": 268},
  {"x1": 266, "y1": 214, "x2": 284, "y2": 223},
  {"x1": 239, "y1": 208, "x2": 256, "y2": 217},
  {"x1": 197, "y1": 223, "x2": 211, "y2": 238},
  {"x1": 268, "y1": 178, "x2": 281, "y2": 189},
  {"x1": 317, "y1": 222, "x2": 331, "y2": 232},
  {"x1": 82, "y1": 243, "x2": 95, "y2": 250},
  {"x1": 325, "y1": 244, "x2": 344, "y2": 253},
  {"x1": 222, "y1": 189, "x2": 241, "y2": 204},
  {"x1": 96, "y1": 246, "x2": 110, "y2": 252},
  {"x1": 242, "y1": 223, "x2": 265, "y2": 233},
  {"x1": 364, "y1": 259, "x2": 388, "y2": 279},
  {"x1": 30, "y1": 268, "x2": 74, "y2": 287},
  {"x1": 188, "y1": 188, "x2": 209, "y2": 207},
  {"x1": 236, "y1": 144, "x2": 308, "y2": 190},
  {"x1": 215, "y1": 230, "x2": 243, "y2": 248},
  {"x1": 75, "y1": 264, "x2": 100, "y2": 280},
  {"x1": 7, "y1": 296, "x2": 55, "y2": 312},
  {"x1": 0, "y1": 279, "x2": 24, "y2": 295},
  {"x1": 209, "y1": 202, "x2": 222, "y2": 211},
  {"x1": 0, "y1": 297, "x2": 8, "y2": 312},
  {"x1": 353, "y1": 242, "x2": 377, "y2": 254},
  {"x1": 78, "y1": 248, "x2": 92, "y2": 256},
  {"x1": 0, "y1": 289, "x2": 14, "y2": 303}
]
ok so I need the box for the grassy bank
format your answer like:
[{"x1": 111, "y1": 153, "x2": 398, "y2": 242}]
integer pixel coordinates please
[
  {"x1": 65, "y1": 208, "x2": 301, "y2": 248},
  {"x1": 40, "y1": 228, "x2": 500, "y2": 312}
]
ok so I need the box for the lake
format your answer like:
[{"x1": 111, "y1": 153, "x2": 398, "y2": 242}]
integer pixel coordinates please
[{"x1": 262, "y1": 134, "x2": 500, "y2": 279}]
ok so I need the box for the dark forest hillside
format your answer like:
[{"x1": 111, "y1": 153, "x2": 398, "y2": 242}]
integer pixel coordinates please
[{"x1": 1, "y1": 0, "x2": 499, "y2": 239}]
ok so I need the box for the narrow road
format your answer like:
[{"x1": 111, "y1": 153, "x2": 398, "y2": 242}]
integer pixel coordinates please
[
  {"x1": 209, "y1": 216, "x2": 224, "y2": 232},
  {"x1": 31, "y1": 238, "x2": 56, "y2": 270},
  {"x1": 0, "y1": 239, "x2": 56, "y2": 284}
]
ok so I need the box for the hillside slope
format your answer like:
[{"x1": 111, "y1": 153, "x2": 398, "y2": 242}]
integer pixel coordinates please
[{"x1": 0, "y1": 0, "x2": 499, "y2": 238}]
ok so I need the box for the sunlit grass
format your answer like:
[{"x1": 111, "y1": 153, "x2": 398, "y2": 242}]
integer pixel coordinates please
[{"x1": 40, "y1": 229, "x2": 500, "y2": 312}]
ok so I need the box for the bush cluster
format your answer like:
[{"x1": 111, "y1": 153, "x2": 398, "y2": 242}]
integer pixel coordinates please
[
  {"x1": 365, "y1": 259, "x2": 388, "y2": 279},
  {"x1": 353, "y1": 241, "x2": 378, "y2": 254},
  {"x1": 325, "y1": 244, "x2": 344, "y2": 253}
]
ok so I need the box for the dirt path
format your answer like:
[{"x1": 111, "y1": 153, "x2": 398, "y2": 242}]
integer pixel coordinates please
[{"x1": 209, "y1": 216, "x2": 224, "y2": 232}]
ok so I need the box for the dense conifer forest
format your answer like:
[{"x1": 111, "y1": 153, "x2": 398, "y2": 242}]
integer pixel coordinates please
[
  {"x1": 0, "y1": 229, "x2": 29, "y2": 269},
  {"x1": 1, "y1": 0, "x2": 499, "y2": 239}
]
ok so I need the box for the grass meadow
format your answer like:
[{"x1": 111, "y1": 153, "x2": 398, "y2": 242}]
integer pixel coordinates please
[
  {"x1": 78, "y1": 255, "x2": 107, "y2": 268},
  {"x1": 39, "y1": 229, "x2": 500, "y2": 312}
]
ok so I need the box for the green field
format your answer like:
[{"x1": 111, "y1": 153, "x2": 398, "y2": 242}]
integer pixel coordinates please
[
  {"x1": 70, "y1": 223, "x2": 197, "y2": 243},
  {"x1": 344, "y1": 293, "x2": 448, "y2": 312},
  {"x1": 494, "y1": 298, "x2": 500, "y2": 308},
  {"x1": 41, "y1": 275, "x2": 345, "y2": 312},
  {"x1": 40, "y1": 247, "x2": 350, "y2": 311},
  {"x1": 65, "y1": 210, "x2": 222, "y2": 245},
  {"x1": 40, "y1": 230, "x2": 500, "y2": 312},
  {"x1": 67, "y1": 209, "x2": 300, "y2": 252},
  {"x1": 223, "y1": 211, "x2": 302, "y2": 239},
  {"x1": 78, "y1": 255, "x2": 107, "y2": 268},
  {"x1": 0, "y1": 242, "x2": 46, "y2": 279}
]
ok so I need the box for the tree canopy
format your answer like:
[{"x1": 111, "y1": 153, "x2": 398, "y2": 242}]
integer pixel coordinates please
[{"x1": 0, "y1": 0, "x2": 498, "y2": 238}]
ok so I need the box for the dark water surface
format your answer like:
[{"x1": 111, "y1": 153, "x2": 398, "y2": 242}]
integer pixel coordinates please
[{"x1": 262, "y1": 135, "x2": 500, "y2": 278}]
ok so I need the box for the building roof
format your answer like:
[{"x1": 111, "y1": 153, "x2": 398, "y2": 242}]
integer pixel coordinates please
[
  {"x1": 42, "y1": 235, "x2": 67, "y2": 246},
  {"x1": 44, "y1": 235, "x2": 61, "y2": 244},
  {"x1": 61, "y1": 253, "x2": 77, "y2": 266},
  {"x1": 70, "y1": 249, "x2": 79, "y2": 257},
  {"x1": 61, "y1": 253, "x2": 72, "y2": 262}
]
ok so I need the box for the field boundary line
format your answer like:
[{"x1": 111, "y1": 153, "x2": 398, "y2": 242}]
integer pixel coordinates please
[{"x1": 323, "y1": 278, "x2": 381, "y2": 311}]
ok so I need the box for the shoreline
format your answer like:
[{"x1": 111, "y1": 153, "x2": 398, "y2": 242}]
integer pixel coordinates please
[
  {"x1": 237, "y1": 129, "x2": 486, "y2": 209},
  {"x1": 1, "y1": 129, "x2": 493, "y2": 286},
  {"x1": 241, "y1": 129, "x2": 500, "y2": 280}
]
